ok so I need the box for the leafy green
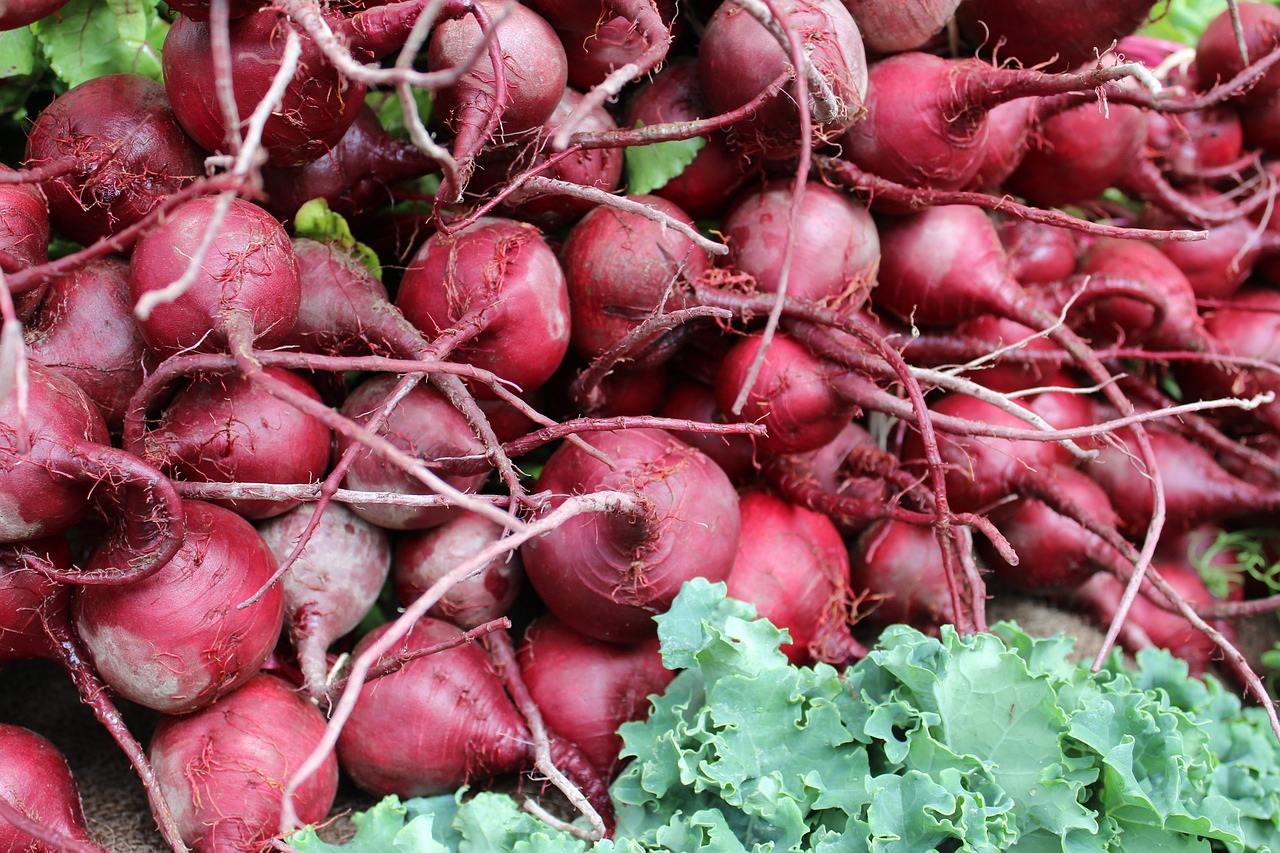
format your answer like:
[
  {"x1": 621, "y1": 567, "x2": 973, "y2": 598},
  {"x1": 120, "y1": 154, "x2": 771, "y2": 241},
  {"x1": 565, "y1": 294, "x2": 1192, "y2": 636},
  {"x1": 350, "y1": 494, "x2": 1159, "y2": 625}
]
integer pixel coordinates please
[
  {"x1": 292, "y1": 199, "x2": 384, "y2": 279},
  {"x1": 31, "y1": 0, "x2": 166, "y2": 89},
  {"x1": 288, "y1": 580, "x2": 1280, "y2": 852},
  {"x1": 1139, "y1": 0, "x2": 1229, "y2": 46},
  {"x1": 624, "y1": 128, "x2": 705, "y2": 196}
]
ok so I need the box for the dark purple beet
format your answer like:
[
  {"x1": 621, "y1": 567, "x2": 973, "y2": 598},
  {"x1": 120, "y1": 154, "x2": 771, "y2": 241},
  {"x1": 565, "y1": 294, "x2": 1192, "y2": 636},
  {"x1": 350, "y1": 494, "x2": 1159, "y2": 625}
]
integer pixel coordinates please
[
  {"x1": 957, "y1": 0, "x2": 1158, "y2": 71},
  {"x1": 24, "y1": 74, "x2": 203, "y2": 246},
  {"x1": 128, "y1": 196, "x2": 300, "y2": 356},
  {"x1": 23, "y1": 258, "x2": 151, "y2": 428},
  {"x1": 142, "y1": 368, "x2": 332, "y2": 519},
  {"x1": 163, "y1": 6, "x2": 368, "y2": 166},
  {"x1": 623, "y1": 59, "x2": 746, "y2": 219},
  {"x1": 335, "y1": 374, "x2": 488, "y2": 530},
  {"x1": 560, "y1": 194, "x2": 710, "y2": 366},
  {"x1": 1195, "y1": 2, "x2": 1280, "y2": 105}
]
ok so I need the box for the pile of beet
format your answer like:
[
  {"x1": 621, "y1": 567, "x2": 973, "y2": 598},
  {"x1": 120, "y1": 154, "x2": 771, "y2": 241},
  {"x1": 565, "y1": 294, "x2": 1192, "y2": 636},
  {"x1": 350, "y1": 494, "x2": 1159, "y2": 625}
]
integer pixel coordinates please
[{"x1": 7, "y1": 0, "x2": 1280, "y2": 849}]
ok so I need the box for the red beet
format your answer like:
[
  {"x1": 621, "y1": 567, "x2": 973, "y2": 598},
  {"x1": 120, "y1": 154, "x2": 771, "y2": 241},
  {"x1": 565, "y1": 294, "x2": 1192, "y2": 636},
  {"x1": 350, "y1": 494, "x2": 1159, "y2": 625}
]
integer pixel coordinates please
[
  {"x1": 142, "y1": 368, "x2": 332, "y2": 520},
  {"x1": 149, "y1": 674, "x2": 339, "y2": 853},
  {"x1": 517, "y1": 615, "x2": 673, "y2": 779},
  {"x1": 725, "y1": 490, "x2": 864, "y2": 666},
  {"x1": 522, "y1": 428, "x2": 741, "y2": 642},
  {"x1": 73, "y1": 500, "x2": 285, "y2": 714},
  {"x1": 393, "y1": 511, "x2": 523, "y2": 629},
  {"x1": 396, "y1": 217, "x2": 572, "y2": 395}
]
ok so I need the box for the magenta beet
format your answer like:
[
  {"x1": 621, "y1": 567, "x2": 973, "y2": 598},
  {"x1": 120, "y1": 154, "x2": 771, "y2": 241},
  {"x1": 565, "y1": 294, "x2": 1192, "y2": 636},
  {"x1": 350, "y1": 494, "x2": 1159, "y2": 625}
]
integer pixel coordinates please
[
  {"x1": 396, "y1": 217, "x2": 572, "y2": 395},
  {"x1": 393, "y1": 511, "x2": 522, "y2": 629},
  {"x1": 150, "y1": 674, "x2": 339, "y2": 853},
  {"x1": 257, "y1": 502, "x2": 392, "y2": 698},
  {"x1": 518, "y1": 615, "x2": 673, "y2": 779},
  {"x1": 725, "y1": 490, "x2": 865, "y2": 666},
  {"x1": 0, "y1": 724, "x2": 105, "y2": 853},
  {"x1": 74, "y1": 500, "x2": 285, "y2": 714},
  {"x1": 335, "y1": 374, "x2": 488, "y2": 530},
  {"x1": 522, "y1": 428, "x2": 741, "y2": 642}
]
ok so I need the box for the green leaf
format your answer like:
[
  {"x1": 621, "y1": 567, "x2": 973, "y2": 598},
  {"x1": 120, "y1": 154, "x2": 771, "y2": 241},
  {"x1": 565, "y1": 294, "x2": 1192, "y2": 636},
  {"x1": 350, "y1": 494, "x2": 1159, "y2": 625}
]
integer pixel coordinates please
[
  {"x1": 292, "y1": 198, "x2": 384, "y2": 279},
  {"x1": 0, "y1": 27, "x2": 39, "y2": 78},
  {"x1": 1139, "y1": 0, "x2": 1229, "y2": 45},
  {"x1": 367, "y1": 88, "x2": 434, "y2": 139},
  {"x1": 32, "y1": 0, "x2": 165, "y2": 88},
  {"x1": 624, "y1": 128, "x2": 705, "y2": 196}
]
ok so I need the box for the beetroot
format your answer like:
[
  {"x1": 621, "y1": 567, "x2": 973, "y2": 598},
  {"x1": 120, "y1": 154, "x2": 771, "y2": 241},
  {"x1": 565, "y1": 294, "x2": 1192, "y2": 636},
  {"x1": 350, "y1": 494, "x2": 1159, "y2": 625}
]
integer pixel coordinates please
[
  {"x1": 957, "y1": 0, "x2": 1158, "y2": 70},
  {"x1": 256, "y1": 502, "x2": 392, "y2": 698},
  {"x1": 259, "y1": 105, "x2": 436, "y2": 223},
  {"x1": 560, "y1": 194, "x2": 710, "y2": 365},
  {"x1": 724, "y1": 490, "x2": 864, "y2": 666},
  {"x1": 396, "y1": 217, "x2": 572, "y2": 395},
  {"x1": 1005, "y1": 100, "x2": 1149, "y2": 209},
  {"x1": 23, "y1": 259, "x2": 150, "y2": 428},
  {"x1": 722, "y1": 180, "x2": 879, "y2": 304},
  {"x1": 335, "y1": 617, "x2": 611, "y2": 821},
  {"x1": 0, "y1": 724, "x2": 105, "y2": 853},
  {"x1": 74, "y1": 500, "x2": 285, "y2": 714},
  {"x1": 845, "y1": 0, "x2": 960, "y2": 54},
  {"x1": 848, "y1": 518, "x2": 954, "y2": 634},
  {"x1": 393, "y1": 511, "x2": 522, "y2": 629},
  {"x1": 23, "y1": 74, "x2": 203, "y2": 246},
  {"x1": 128, "y1": 196, "x2": 300, "y2": 356},
  {"x1": 1195, "y1": 2, "x2": 1280, "y2": 105},
  {"x1": 429, "y1": 0, "x2": 569, "y2": 152},
  {"x1": 522, "y1": 428, "x2": 741, "y2": 642},
  {"x1": 162, "y1": 7, "x2": 366, "y2": 166},
  {"x1": 0, "y1": 165, "x2": 50, "y2": 278},
  {"x1": 715, "y1": 332, "x2": 858, "y2": 455},
  {"x1": 622, "y1": 59, "x2": 746, "y2": 219},
  {"x1": 517, "y1": 615, "x2": 673, "y2": 779},
  {"x1": 335, "y1": 374, "x2": 488, "y2": 530},
  {"x1": 286, "y1": 238, "x2": 424, "y2": 358},
  {"x1": 149, "y1": 674, "x2": 339, "y2": 853},
  {"x1": 1, "y1": 365, "x2": 184, "y2": 585},
  {"x1": 142, "y1": 368, "x2": 332, "y2": 519},
  {"x1": 697, "y1": 0, "x2": 867, "y2": 158}
]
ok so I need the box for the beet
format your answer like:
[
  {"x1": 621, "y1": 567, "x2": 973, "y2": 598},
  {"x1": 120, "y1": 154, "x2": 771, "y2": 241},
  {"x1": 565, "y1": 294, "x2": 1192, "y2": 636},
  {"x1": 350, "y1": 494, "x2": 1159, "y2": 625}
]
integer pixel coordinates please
[
  {"x1": 725, "y1": 490, "x2": 864, "y2": 666},
  {"x1": 0, "y1": 724, "x2": 105, "y2": 853},
  {"x1": 23, "y1": 258, "x2": 150, "y2": 428},
  {"x1": 517, "y1": 615, "x2": 673, "y2": 779},
  {"x1": 142, "y1": 368, "x2": 332, "y2": 520},
  {"x1": 149, "y1": 673, "x2": 339, "y2": 853},
  {"x1": 522, "y1": 428, "x2": 741, "y2": 642},
  {"x1": 74, "y1": 500, "x2": 285, "y2": 714},
  {"x1": 335, "y1": 374, "x2": 488, "y2": 530},
  {"x1": 698, "y1": 0, "x2": 867, "y2": 158},
  {"x1": 256, "y1": 502, "x2": 392, "y2": 698},
  {"x1": 560, "y1": 194, "x2": 710, "y2": 365},
  {"x1": 722, "y1": 179, "x2": 879, "y2": 305},
  {"x1": 128, "y1": 196, "x2": 301, "y2": 356},
  {"x1": 393, "y1": 511, "x2": 522, "y2": 629},
  {"x1": 24, "y1": 74, "x2": 203, "y2": 246},
  {"x1": 396, "y1": 217, "x2": 572, "y2": 395}
]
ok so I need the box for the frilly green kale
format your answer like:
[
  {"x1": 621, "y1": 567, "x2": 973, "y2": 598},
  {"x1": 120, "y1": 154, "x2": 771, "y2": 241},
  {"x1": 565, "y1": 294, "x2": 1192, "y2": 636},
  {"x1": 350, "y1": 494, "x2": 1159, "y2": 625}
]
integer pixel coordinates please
[{"x1": 289, "y1": 579, "x2": 1280, "y2": 853}]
